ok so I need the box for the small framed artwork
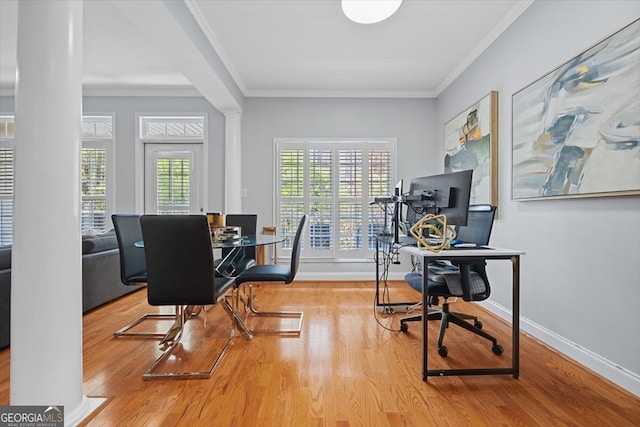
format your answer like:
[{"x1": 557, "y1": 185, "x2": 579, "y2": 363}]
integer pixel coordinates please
[
  {"x1": 512, "y1": 19, "x2": 640, "y2": 200},
  {"x1": 444, "y1": 91, "x2": 498, "y2": 209}
]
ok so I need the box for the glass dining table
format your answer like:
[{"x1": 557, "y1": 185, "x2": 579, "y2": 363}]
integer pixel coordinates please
[
  {"x1": 214, "y1": 234, "x2": 284, "y2": 276},
  {"x1": 135, "y1": 234, "x2": 285, "y2": 277},
  {"x1": 211, "y1": 234, "x2": 284, "y2": 250}
]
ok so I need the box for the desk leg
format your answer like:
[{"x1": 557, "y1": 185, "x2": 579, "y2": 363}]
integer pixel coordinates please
[
  {"x1": 375, "y1": 238, "x2": 380, "y2": 306},
  {"x1": 512, "y1": 255, "x2": 520, "y2": 379},
  {"x1": 422, "y1": 258, "x2": 429, "y2": 381}
]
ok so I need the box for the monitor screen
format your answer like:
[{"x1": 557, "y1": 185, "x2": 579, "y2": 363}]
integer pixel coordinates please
[
  {"x1": 393, "y1": 179, "x2": 404, "y2": 243},
  {"x1": 394, "y1": 179, "x2": 403, "y2": 197},
  {"x1": 404, "y1": 169, "x2": 473, "y2": 227}
]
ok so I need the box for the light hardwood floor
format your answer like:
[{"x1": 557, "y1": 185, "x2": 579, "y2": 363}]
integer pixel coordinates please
[{"x1": 1, "y1": 281, "x2": 639, "y2": 426}]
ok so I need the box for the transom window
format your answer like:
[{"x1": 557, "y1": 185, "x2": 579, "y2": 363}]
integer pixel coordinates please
[
  {"x1": 276, "y1": 139, "x2": 395, "y2": 260},
  {"x1": 139, "y1": 116, "x2": 204, "y2": 139}
]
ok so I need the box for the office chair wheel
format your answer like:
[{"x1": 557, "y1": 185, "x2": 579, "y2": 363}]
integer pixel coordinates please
[
  {"x1": 400, "y1": 322, "x2": 408, "y2": 332},
  {"x1": 492, "y1": 344, "x2": 504, "y2": 355},
  {"x1": 438, "y1": 346, "x2": 448, "y2": 357},
  {"x1": 474, "y1": 320, "x2": 483, "y2": 329}
]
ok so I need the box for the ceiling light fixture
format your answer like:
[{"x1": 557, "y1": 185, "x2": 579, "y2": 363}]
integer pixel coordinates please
[{"x1": 342, "y1": 0, "x2": 403, "y2": 24}]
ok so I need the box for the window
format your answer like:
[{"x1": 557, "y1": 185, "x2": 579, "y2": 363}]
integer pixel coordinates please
[
  {"x1": 0, "y1": 115, "x2": 113, "y2": 244},
  {"x1": 0, "y1": 116, "x2": 15, "y2": 245},
  {"x1": 82, "y1": 116, "x2": 113, "y2": 232},
  {"x1": 139, "y1": 116, "x2": 204, "y2": 140},
  {"x1": 276, "y1": 139, "x2": 395, "y2": 259}
]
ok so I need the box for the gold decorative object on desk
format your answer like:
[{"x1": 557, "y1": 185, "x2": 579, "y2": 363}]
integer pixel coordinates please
[{"x1": 409, "y1": 213, "x2": 456, "y2": 252}]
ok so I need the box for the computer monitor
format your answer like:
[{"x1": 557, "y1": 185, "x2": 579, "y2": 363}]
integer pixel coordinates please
[
  {"x1": 404, "y1": 169, "x2": 473, "y2": 228},
  {"x1": 393, "y1": 179, "x2": 404, "y2": 243},
  {"x1": 394, "y1": 179, "x2": 403, "y2": 198}
]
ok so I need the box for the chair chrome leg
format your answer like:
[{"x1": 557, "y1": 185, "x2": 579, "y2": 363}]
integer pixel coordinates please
[
  {"x1": 142, "y1": 304, "x2": 236, "y2": 380},
  {"x1": 115, "y1": 305, "x2": 207, "y2": 339},
  {"x1": 223, "y1": 289, "x2": 254, "y2": 341},
  {"x1": 243, "y1": 284, "x2": 304, "y2": 335},
  {"x1": 113, "y1": 312, "x2": 178, "y2": 339},
  {"x1": 185, "y1": 305, "x2": 210, "y2": 318}
]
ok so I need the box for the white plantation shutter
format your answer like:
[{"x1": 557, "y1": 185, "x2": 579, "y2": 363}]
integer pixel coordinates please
[
  {"x1": 276, "y1": 139, "x2": 395, "y2": 259},
  {"x1": 279, "y1": 147, "x2": 306, "y2": 250},
  {"x1": 81, "y1": 116, "x2": 113, "y2": 233},
  {"x1": 0, "y1": 117, "x2": 15, "y2": 245},
  {"x1": 0, "y1": 148, "x2": 13, "y2": 245},
  {"x1": 81, "y1": 146, "x2": 108, "y2": 230},
  {"x1": 155, "y1": 155, "x2": 191, "y2": 214},
  {"x1": 368, "y1": 149, "x2": 392, "y2": 248}
]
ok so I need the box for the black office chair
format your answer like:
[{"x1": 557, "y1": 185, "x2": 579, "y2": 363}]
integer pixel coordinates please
[
  {"x1": 401, "y1": 205, "x2": 503, "y2": 357},
  {"x1": 226, "y1": 214, "x2": 306, "y2": 340},
  {"x1": 140, "y1": 214, "x2": 235, "y2": 380},
  {"x1": 111, "y1": 214, "x2": 175, "y2": 338},
  {"x1": 215, "y1": 214, "x2": 257, "y2": 277}
]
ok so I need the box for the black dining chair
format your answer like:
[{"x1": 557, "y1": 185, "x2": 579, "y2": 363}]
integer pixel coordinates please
[
  {"x1": 226, "y1": 215, "x2": 306, "y2": 340},
  {"x1": 111, "y1": 214, "x2": 175, "y2": 339},
  {"x1": 139, "y1": 214, "x2": 235, "y2": 380}
]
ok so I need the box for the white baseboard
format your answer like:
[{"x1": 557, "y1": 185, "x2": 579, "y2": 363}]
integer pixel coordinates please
[
  {"x1": 64, "y1": 396, "x2": 107, "y2": 427},
  {"x1": 296, "y1": 272, "x2": 406, "y2": 281},
  {"x1": 482, "y1": 300, "x2": 640, "y2": 397}
]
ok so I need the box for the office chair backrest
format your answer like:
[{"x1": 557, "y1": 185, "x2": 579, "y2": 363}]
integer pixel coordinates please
[
  {"x1": 288, "y1": 215, "x2": 307, "y2": 283},
  {"x1": 224, "y1": 214, "x2": 258, "y2": 258},
  {"x1": 140, "y1": 215, "x2": 216, "y2": 306},
  {"x1": 112, "y1": 214, "x2": 147, "y2": 285},
  {"x1": 454, "y1": 204, "x2": 496, "y2": 246}
]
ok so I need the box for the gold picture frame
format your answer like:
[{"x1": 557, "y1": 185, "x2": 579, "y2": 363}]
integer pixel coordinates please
[{"x1": 444, "y1": 91, "x2": 498, "y2": 209}]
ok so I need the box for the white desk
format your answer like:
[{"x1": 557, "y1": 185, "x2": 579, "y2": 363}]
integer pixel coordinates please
[{"x1": 397, "y1": 245, "x2": 525, "y2": 381}]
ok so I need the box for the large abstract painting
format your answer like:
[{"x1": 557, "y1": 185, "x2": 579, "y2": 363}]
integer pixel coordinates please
[
  {"x1": 512, "y1": 19, "x2": 640, "y2": 200},
  {"x1": 444, "y1": 91, "x2": 498, "y2": 208}
]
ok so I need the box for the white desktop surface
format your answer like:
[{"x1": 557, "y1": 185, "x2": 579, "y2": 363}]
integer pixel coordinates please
[{"x1": 399, "y1": 245, "x2": 525, "y2": 259}]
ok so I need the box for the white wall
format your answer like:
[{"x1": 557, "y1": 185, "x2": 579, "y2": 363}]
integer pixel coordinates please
[{"x1": 437, "y1": 1, "x2": 639, "y2": 393}]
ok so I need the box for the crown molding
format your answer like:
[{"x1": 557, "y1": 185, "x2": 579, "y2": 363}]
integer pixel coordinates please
[
  {"x1": 435, "y1": 0, "x2": 534, "y2": 95},
  {"x1": 83, "y1": 86, "x2": 203, "y2": 97},
  {"x1": 244, "y1": 88, "x2": 436, "y2": 99},
  {"x1": 0, "y1": 86, "x2": 204, "y2": 98}
]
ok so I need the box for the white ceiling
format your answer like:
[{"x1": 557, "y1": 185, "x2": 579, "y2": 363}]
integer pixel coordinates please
[{"x1": 0, "y1": 0, "x2": 533, "y2": 99}]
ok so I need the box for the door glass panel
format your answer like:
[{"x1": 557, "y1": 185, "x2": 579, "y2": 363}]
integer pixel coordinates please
[{"x1": 156, "y1": 157, "x2": 191, "y2": 214}]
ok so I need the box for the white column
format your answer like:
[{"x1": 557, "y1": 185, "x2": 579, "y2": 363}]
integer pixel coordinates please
[
  {"x1": 11, "y1": 1, "x2": 97, "y2": 422},
  {"x1": 224, "y1": 111, "x2": 242, "y2": 214}
]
